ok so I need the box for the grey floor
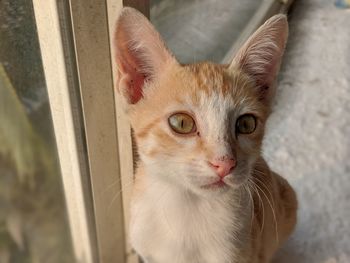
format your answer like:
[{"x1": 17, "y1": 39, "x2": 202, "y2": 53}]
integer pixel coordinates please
[
  {"x1": 266, "y1": 1, "x2": 350, "y2": 262},
  {"x1": 151, "y1": 0, "x2": 261, "y2": 63}
]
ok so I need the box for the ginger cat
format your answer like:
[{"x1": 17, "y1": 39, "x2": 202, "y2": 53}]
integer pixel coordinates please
[{"x1": 113, "y1": 7, "x2": 297, "y2": 263}]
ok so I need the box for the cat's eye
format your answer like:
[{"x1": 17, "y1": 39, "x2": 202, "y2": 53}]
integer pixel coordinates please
[
  {"x1": 168, "y1": 113, "x2": 196, "y2": 134},
  {"x1": 236, "y1": 114, "x2": 257, "y2": 134}
]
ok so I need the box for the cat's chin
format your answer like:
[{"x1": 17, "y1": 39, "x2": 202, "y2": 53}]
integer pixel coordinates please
[
  {"x1": 193, "y1": 179, "x2": 240, "y2": 195},
  {"x1": 188, "y1": 173, "x2": 249, "y2": 195},
  {"x1": 201, "y1": 180, "x2": 229, "y2": 190},
  {"x1": 191, "y1": 184, "x2": 231, "y2": 197}
]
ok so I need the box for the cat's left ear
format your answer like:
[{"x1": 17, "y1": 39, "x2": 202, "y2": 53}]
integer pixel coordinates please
[
  {"x1": 113, "y1": 7, "x2": 177, "y2": 105},
  {"x1": 229, "y1": 15, "x2": 288, "y2": 104}
]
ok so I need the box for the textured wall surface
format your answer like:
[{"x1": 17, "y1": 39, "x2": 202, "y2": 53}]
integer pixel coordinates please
[
  {"x1": 151, "y1": 0, "x2": 261, "y2": 63},
  {"x1": 264, "y1": 1, "x2": 350, "y2": 262}
]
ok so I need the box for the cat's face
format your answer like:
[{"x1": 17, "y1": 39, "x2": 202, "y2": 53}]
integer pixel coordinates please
[
  {"x1": 129, "y1": 64, "x2": 268, "y2": 195},
  {"x1": 114, "y1": 8, "x2": 288, "y2": 195}
]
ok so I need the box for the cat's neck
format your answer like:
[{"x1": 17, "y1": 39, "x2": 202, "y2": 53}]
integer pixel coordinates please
[{"x1": 132, "y1": 163, "x2": 253, "y2": 262}]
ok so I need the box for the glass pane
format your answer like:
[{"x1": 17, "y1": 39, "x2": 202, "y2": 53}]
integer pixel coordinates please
[
  {"x1": 151, "y1": 0, "x2": 262, "y2": 63},
  {"x1": 0, "y1": 1, "x2": 75, "y2": 262}
]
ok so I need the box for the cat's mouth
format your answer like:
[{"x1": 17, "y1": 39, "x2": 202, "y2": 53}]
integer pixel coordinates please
[{"x1": 201, "y1": 179, "x2": 228, "y2": 190}]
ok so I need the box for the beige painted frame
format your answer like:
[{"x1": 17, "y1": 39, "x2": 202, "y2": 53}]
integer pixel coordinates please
[
  {"x1": 33, "y1": 0, "x2": 149, "y2": 263},
  {"x1": 106, "y1": 1, "x2": 141, "y2": 262},
  {"x1": 32, "y1": 1, "x2": 97, "y2": 262},
  {"x1": 67, "y1": 0, "x2": 127, "y2": 262}
]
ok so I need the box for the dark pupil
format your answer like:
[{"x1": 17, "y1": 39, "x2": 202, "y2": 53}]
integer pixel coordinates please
[
  {"x1": 243, "y1": 119, "x2": 250, "y2": 130},
  {"x1": 181, "y1": 119, "x2": 184, "y2": 128},
  {"x1": 238, "y1": 115, "x2": 255, "y2": 134}
]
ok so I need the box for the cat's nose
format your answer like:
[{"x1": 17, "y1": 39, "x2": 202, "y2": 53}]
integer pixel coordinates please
[{"x1": 208, "y1": 158, "x2": 236, "y2": 178}]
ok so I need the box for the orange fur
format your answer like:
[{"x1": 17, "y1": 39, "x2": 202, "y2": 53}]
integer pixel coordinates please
[{"x1": 114, "y1": 7, "x2": 297, "y2": 263}]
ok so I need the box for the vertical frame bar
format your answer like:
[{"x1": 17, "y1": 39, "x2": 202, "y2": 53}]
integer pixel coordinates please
[
  {"x1": 68, "y1": 0, "x2": 126, "y2": 262},
  {"x1": 106, "y1": 1, "x2": 149, "y2": 263},
  {"x1": 32, "y1": 1, "x2": 96, "y2": 262}
]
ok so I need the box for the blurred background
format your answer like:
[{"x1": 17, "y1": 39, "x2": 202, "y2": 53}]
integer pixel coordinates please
[{"x1": 0, "y1": 0, "x2": 349, "y2": 263}]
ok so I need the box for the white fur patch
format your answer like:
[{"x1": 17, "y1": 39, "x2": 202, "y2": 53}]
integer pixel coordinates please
[{"x1": 130, "y1": 90, "x2": 255, "y2": 263}]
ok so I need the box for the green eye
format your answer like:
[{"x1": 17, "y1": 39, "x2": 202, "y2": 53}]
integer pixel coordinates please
[
  {"x1": 236, "y1": 114, "x2": 257, "y2": 134},
  {"x1": 168, "y1": 113, "x2": 196, "y2": 134}
]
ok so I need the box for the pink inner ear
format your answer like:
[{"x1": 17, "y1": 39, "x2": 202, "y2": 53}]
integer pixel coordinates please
[
  {"x1": 129, "y1": 71, "x2": 145, "y2": 104},
  {"x1": 230, "y1": 15, "x2": 288, "y2": 103},
  {"x1": 117, "y1": 43, "x2": 147, "y2": 104},
  {"x1": 120, "y1": 63, "x2": 146, "y2": 104}
]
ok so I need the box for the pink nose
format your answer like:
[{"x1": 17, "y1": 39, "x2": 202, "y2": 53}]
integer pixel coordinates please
[{"x1": 208, "y1": 158, "x2": 236, "y2": 178}]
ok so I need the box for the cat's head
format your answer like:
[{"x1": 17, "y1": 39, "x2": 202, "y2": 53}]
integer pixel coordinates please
[{"x1": 113, "y1": 7, "x2": 288, "y2": 196}]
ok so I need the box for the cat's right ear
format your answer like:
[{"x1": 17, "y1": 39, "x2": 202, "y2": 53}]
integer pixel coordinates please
[
  {"x1": 113, "y1": 7, "x2": 177, "y2": 105},
  {"x1": 229, "y1": 15, "x2": 288, "y2": 105}
]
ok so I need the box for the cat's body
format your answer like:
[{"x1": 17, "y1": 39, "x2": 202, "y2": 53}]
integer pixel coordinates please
[
  {"x1": 113, "y1": 8, "x2": 297, "y2": 263},
  {"x1": 131, "y1": 158, "x2": 296, "y2": 263},
  {"x1": 131, "y1": 165, "x2": 247, "y2": 263}
]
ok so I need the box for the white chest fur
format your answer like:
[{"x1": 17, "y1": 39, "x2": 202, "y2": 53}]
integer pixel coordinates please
[{"x1": 130, "y1": 180, "x2": 250, "y2": 263}]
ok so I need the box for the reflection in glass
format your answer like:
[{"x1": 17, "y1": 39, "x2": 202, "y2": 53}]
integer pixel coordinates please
[{"x1": 0, "y1": 1, "x2": 75, "y2": 262}]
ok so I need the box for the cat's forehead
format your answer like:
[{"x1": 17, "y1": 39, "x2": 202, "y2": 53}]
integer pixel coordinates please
[
  {"x1": 175, "y1": 62, "x2": 258, "y2": 110},
  {"x1": 184, "y1": 63, "x2": 232, "y2": 97}
]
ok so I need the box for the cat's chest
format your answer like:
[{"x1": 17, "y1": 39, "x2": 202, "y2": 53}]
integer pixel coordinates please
[{"x1": 130, "y1": 187, "x2": 244, "y2": 263}]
